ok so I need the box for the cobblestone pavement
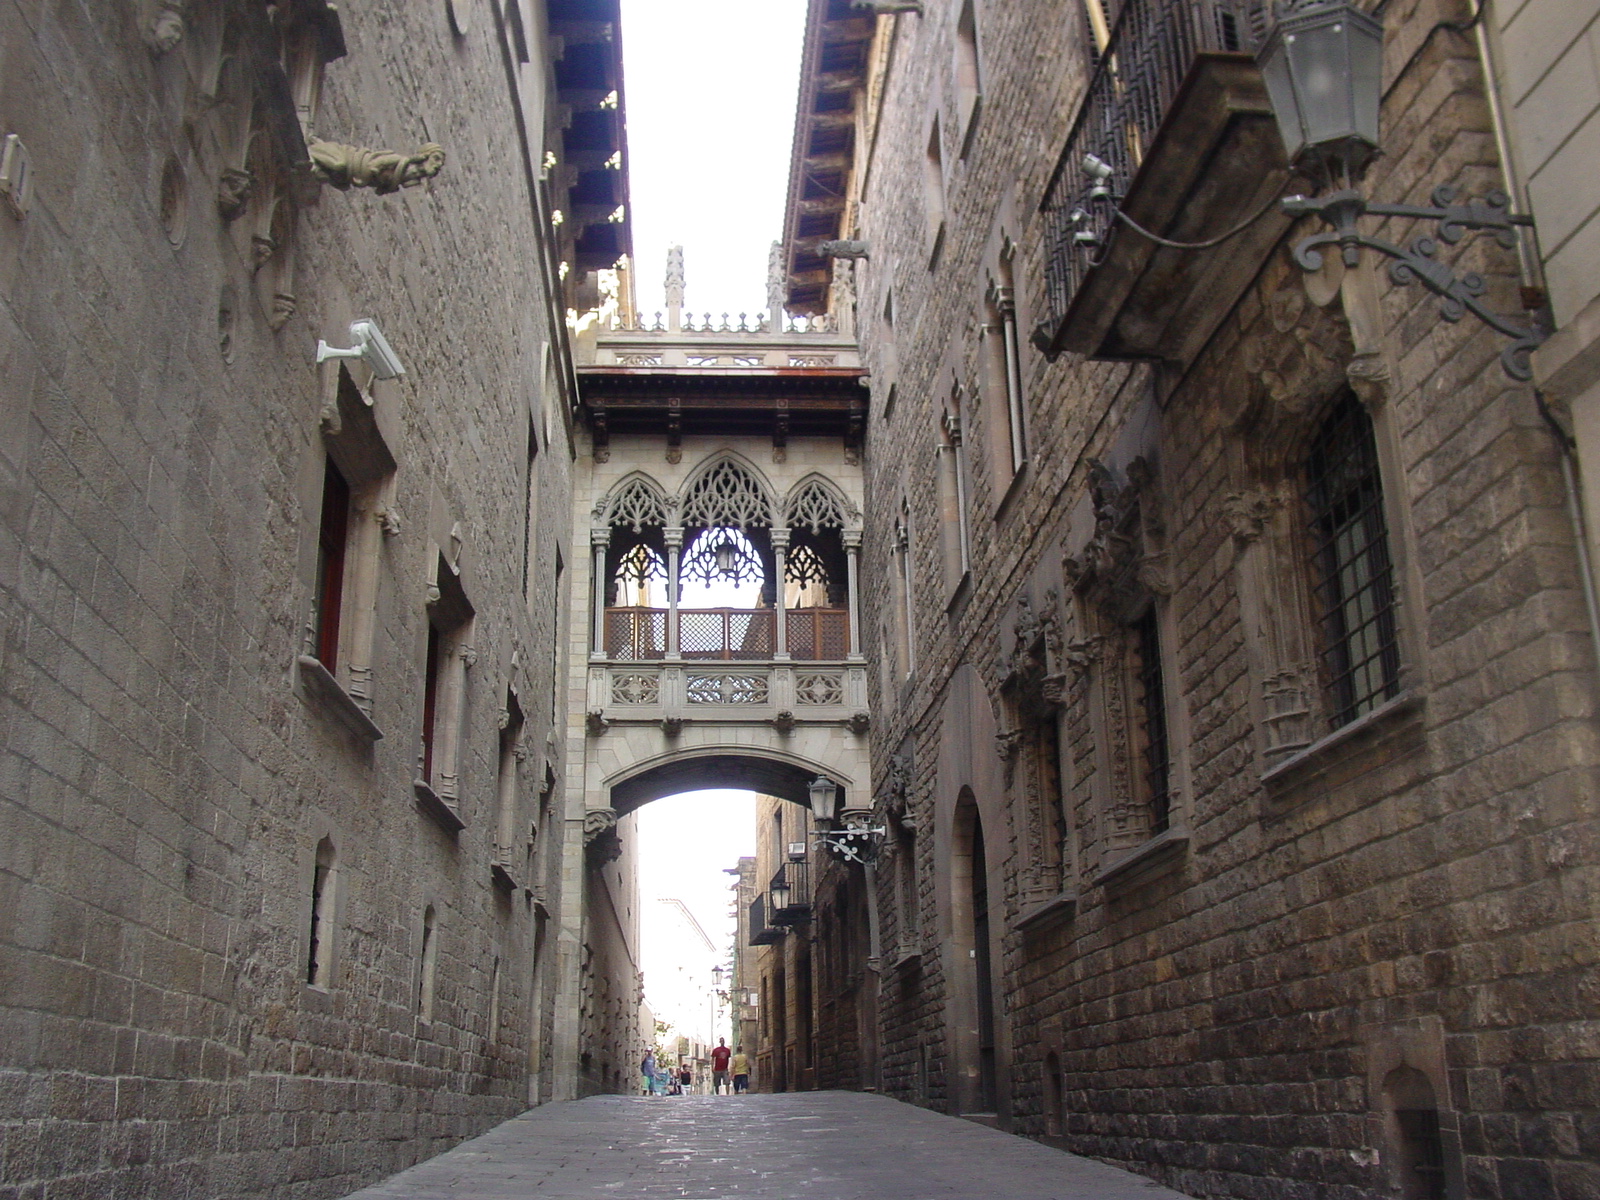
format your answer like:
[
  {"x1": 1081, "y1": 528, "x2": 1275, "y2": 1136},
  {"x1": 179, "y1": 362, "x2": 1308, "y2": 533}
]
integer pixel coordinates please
[{"x1": 339, "y1": 1091, "x2": 1192, "y2": 1200}]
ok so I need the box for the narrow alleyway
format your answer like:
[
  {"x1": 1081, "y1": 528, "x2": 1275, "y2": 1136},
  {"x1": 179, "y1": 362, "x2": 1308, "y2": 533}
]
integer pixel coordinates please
[{"x1": 337, "y1": 1092, "x2": 1191, "y2": 1200}]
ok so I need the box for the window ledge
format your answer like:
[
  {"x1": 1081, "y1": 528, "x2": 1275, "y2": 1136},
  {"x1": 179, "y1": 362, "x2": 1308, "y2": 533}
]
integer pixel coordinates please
[
  {"x1": 1258, "y1": 689, "x2": 1424, "y2": 791},
  {"x1": 414, "y1": 780, "x2": 465, "y2": 835},
  {"x1": 1092, "y1": 825, "x2": 1189, "y2": 889},
  {"x1": 1013, "y1": 889, "x2": 1078, "y2": 933},
  {"x1": 994, "y1": 460, "x2": 1030, "y2": 522},
  {"x1": 297, "y1": 655, "x2": 383, "y2": 743},
  {"x1": 885, "y1": 941, "x2": 923, "y2": 971},
  {"x1": 490, "y1": 860, "x2": 518, "y2": 893},
  {"x1": 945, "y1": 570, "x2": 971, "y2": 615}
]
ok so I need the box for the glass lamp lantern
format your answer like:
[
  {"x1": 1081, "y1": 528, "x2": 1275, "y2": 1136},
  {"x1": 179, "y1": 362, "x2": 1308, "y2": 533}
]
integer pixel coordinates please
[
  {"x1": 1257, "y1": 0, "x2": 1385, "y2": 181},
  {"x1": 807, "y1": 776, "x2": 839, "y2": 823},
  {"x1": 770, "y1": 876, "x2": 791, "y2": 912}
]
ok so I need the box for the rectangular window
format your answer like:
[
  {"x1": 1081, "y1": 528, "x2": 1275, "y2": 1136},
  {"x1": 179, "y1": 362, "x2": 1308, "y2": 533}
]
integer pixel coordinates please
[
  {"x1": 306, "y1": 837, "x2": 336, "y2": 987},
  {"x1": 923, "y1": 119, "x2": 946, "y2": 257},
  {"x1": 314, "y1": 458, "x2": 351, "y2": 670},
  {"x1": 955, "y1": 0, "x2": 982, "y2": 153},
  {"x1": 421, "y1": 624, "x2": 442, "y2": 783},
  {"x1": 523, "y1": 416, "x2": 540, "y2": 601},
  {"x1": 1305, "y1": 392, "x2": 1401, "y2": 727},
  {"x1": 1131, "y1": 608, "x2": 1171, "y2": 835}
]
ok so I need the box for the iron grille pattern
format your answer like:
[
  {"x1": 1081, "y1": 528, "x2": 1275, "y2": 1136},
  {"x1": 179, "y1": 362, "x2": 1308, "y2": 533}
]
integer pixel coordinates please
[
  {"x1": 1132, "y1": 609, "x2": 1171, "y2": 835},
  {"x1": 787, "y1": 608, "x2": 850, "y2": 660},
  {"x1": 1305, "y1": 392, "x2": 1401, "y2": 727},
  {"x1": 1039, "y1": 0, "x2": 1269, "y2": 327},
  {"x1": 686, "y1": 674, "x2": 769, "y2": 705},
  {"x1": 604, "y1": 607, "x2": 666, "y2": 659},
  {"x1": 680, "y1": 609, "x2": 775, "y2": 659}
]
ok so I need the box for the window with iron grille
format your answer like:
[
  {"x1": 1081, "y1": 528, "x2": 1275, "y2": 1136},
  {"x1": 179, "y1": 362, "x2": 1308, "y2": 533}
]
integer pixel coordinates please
[
  {"x1": 1305, "y1": 392, "x2": 1401, "y2": 727},
  {"x1": 1131, "y1": 608, "x2": 1171, "y2": 835}
]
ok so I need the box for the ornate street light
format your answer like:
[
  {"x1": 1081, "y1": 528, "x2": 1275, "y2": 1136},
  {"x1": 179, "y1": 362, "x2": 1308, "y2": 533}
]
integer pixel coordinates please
[
  {"x1": 1257, "y1": 0, "x2": 1545, "y2": 380},
  {"x1": 714, "y1": 539, "x2": 739, "y2": 577},
  {"x1": 769, "y1": 872, "x2": 791, "y2": 913},
  {"x1": 1257, "y1": 0, "x2": 1383, "y2": 184},
  {"x1": 807, "y1": 776, "x2": 839, "y2": 823}
]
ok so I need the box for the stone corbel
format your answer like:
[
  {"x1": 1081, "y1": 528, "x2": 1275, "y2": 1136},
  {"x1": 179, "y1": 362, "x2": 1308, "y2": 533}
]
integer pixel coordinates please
[
  {"x1": 585, "y1": 709, "x2": 609, "y2": 736},
  {"x1": 1346, "y1": 351, "x2": 1392, "y2": 411},
  {"x1": 1222, "y1": 489, "x2": 1282, "y2": 546},
  {"x1": 308, "y1": 140, "x2": 446, "y2": 195},
  {"x1": 583, "y1": 807, "x2": 619, "y2": 844},
  {"x1": 142, "y1": 0, "x2": 185, "y2": 54},
  {"x1": 216, "y1": 168, "x2": 254, "y2": 220},
  {"x1": 269, "y1": 293, "x2": 296, "y2": 332},
  {"x1": 845, "y1": 710, "x2": 871, "y2": 735},
  {"x1": 375, "y1": 505, "x2": 403, "y2": 537},
  {"x1": 771, "y1": 710, "x2": 797, "y2": 735},
  {"x1": 660, "y1": 716, "x2": 685, "y2": 737}
]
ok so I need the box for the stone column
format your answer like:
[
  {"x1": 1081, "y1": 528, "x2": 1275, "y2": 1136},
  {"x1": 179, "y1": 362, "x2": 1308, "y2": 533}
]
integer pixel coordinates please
[
  {"x1": 772, "y1": 527, "x2": 790, "y2": 660},
  {"x1": 590, "y1": 527, "x2": 610, "y2": 660},
  {"x1": 665, "y1": 526, "x2": 682, "y2": 660},
  {"x1": 843, "y1": 529, "x2": 863, "y2": 661}
]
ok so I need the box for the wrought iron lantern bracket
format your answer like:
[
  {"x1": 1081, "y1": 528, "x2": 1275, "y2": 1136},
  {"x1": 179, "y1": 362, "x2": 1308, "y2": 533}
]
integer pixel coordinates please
[
  {"x1": 813, "y1": 821, "x2": 887, "y2": 865},
  {"x1": 1283, "y1": 185, "x2": 1544, "y2": 381}
]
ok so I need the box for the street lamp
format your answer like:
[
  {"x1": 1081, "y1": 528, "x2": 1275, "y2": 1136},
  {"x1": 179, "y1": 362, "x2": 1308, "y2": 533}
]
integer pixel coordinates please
[
  {"x1": 1257, "y1": 0, "x2": 1383, "y2": 184},
  {"x1": 1256, "y1": 0, "x2": 1544, "y2": 380},
  {"x1": 769, "y1": 872, "x2": 791, "y2": 913},
  {"x1": 807, "y1": 776, "x2": 839, "y2": 823},
  {"x1": 714, "y1": 538, "x2": 739, "y2": 577}
]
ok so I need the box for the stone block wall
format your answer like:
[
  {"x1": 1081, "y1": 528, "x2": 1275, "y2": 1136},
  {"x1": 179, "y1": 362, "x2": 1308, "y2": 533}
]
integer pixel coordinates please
[
  {"x1": 846, "y1": 0, "x2": 1600, "y2": 1197},
  {"x1": 0, "y1": 3, "x2": 575, "y2": 1196}
]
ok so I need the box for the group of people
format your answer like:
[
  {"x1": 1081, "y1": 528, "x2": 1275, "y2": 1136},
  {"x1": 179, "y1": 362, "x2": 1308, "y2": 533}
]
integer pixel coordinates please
[{"x1": 640, "y1": 1039, "x2": 750, "y2": 1096}]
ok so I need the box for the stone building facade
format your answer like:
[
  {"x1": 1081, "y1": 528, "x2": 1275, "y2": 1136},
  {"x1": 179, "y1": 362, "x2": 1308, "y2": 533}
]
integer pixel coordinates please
[
  {"x1": 0, "y1": 0, "x2": 625, "y2": 1195},
  {"x1": 775, "y1": 0, "x2": 1600, "y2": 1197}
]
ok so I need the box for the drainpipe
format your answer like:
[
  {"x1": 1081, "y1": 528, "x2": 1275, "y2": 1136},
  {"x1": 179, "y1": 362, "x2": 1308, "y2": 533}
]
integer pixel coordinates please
[{"x1": 1473, "y1": 8, "x2": 1600, "y2": 667}]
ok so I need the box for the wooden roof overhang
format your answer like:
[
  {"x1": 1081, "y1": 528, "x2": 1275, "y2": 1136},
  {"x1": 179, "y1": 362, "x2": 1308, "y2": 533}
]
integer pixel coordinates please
[
  {"x1": 578, "y1": 367, "x2": 869, "y2": 454},
  {"x1": 779, "y1": 0, "x2": 876, "y2": 315}
]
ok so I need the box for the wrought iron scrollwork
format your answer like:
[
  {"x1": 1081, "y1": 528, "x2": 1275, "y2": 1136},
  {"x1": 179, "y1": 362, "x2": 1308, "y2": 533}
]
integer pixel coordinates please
[{"x1": 1283, "y1": 185, "x2": 1544, "y2": 381}]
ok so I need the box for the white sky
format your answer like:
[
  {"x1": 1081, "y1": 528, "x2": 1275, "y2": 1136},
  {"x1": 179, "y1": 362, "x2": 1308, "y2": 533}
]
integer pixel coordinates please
[
  {"x1": 621, "y1": 1, "x2": 803, "y2": 1018},
  {"x1": 620, "y1": 0, "x2": 809, "y2": 319},
  {"x1": 637, "y1": 790, "x2": 758, "y2": 1028}
]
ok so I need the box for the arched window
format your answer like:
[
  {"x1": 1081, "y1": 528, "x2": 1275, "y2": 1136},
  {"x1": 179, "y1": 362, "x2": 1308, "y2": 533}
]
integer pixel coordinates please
[
  {"x1": 601, "y1": 475, "x2": 670, "y2": 658},
  {"x1": 678, "y1": 461, "x2": 776, "y2": 655}
]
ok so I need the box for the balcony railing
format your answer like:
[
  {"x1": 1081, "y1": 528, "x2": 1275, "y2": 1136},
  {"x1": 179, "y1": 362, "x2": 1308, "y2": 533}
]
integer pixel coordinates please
[
  {"x1": 603, "y1": 607, "x2": 850, "y2": 661},
  {"x1": 1040, "y1": 0, "x2": 1269, "y2": 331},
  {"x1": 749, "y1": 893, "x2": 785, "y2": 946},
  {"x1": 768, "y1": 860, "x2": 811, "y2": 925}
]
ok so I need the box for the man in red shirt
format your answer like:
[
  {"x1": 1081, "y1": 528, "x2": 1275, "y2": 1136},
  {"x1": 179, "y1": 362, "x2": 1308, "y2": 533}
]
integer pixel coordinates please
[{"x1": 710, "y1": 1039, "x2": 732, "y2": 1094}]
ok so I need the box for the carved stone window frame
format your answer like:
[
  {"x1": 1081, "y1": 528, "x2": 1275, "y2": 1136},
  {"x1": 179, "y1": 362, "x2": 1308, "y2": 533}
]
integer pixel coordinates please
[
  {"x1": 1062, "y1": 452, "x2": 1194, "y2": 889},
  {"x1": 297, "y1": 365, "x2": 399, "y2": 744},
  {"x1": 995, "y1": 588, "x2": 1075, "y2": 911},
  {"x1": 1226, "y1": 264, "x2": 1429, "y2": 789}
]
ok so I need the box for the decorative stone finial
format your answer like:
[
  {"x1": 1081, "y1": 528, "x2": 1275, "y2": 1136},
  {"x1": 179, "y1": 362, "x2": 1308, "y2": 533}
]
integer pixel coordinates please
[
  {"x1": 767, "y1": 240, "x2": 787, "y2": 313},
  {"x1": 665, "y1": 245, "x2": 686, "y2": 310},
  {"x1": 308, "y1": 140, "x2": 446, "y2": 195}
]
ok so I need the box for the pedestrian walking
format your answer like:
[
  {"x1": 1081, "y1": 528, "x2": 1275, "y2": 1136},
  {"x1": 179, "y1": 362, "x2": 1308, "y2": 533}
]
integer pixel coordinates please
[
  {"x1": 710, "y1": 1038, "x2": 732, "y2": 1094},
  {"x1": 730, "y1": 1046, "x2": 751, "y2": 1094},
  {"x1": 641, "y1": 1049, "x2": 658, "y2": 1097},
  {"x1": 678, "y1": 1062, "x2": 693, "y2": 1095}
]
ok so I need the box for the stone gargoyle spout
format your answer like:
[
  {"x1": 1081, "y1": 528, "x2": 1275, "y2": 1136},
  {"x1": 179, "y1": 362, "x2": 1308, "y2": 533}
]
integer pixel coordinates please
[{"x1": 308, "y1": 140, "x2": 446, "y2": 195}]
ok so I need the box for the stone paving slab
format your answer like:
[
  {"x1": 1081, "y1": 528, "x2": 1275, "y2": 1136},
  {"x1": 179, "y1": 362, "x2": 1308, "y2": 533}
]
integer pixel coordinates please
[{"x1": 339, "y1": 1091, "x2": 1192, "y2": 1200}]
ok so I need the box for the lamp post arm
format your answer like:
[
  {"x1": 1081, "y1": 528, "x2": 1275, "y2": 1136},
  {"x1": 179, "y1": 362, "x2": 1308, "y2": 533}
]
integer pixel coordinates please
[{"x1": 1284, "y1": 187, "x2": 1546, "y2": 381}]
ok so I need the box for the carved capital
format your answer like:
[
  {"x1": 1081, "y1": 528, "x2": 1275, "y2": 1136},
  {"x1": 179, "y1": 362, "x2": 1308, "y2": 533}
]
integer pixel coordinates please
[
  {"x1": 375, "y1": 505, "x2": 403, "y2": 537},
  {"x1": 1345, "y1": 352, "x2": 1391, "y2": 410}
]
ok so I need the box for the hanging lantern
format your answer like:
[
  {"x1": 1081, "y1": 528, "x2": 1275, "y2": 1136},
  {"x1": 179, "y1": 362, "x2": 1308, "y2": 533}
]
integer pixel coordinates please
[
  {"x1": 714, "y1": 539, "x2": 739, "y2": 577},
  {"x1": 1256, "y1": 0, "x2": 1384, "y2": 181},
  {"x1": 807, "y1": 776, "x2": 839, "y2": 823}
]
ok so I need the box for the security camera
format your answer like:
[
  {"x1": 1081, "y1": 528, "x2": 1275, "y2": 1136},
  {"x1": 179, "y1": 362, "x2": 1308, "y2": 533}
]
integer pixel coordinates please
[{"x1": 316, "y1": 318, "x2": 406, "y2": 380}]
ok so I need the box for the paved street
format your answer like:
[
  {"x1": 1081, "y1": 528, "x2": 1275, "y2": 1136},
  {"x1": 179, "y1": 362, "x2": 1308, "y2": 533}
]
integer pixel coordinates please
[{"x1": 339, "y1": 1091, "x2": 1191, "y2": 1200}]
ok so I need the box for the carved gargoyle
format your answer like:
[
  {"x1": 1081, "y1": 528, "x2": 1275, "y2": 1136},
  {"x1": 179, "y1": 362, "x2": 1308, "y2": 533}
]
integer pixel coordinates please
[
  {"x1": 582, "y1": 807, "x2": 619, "y2": 845},
  {"x1": 309, "y1": 140, "x2": 446, "y2": 195},
  {"x1": 216, "y1": 168, "x2": 254, "y2": 220},
  {"x1": 585, "y1": 709, "x2": 609, "y2": 736}
]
